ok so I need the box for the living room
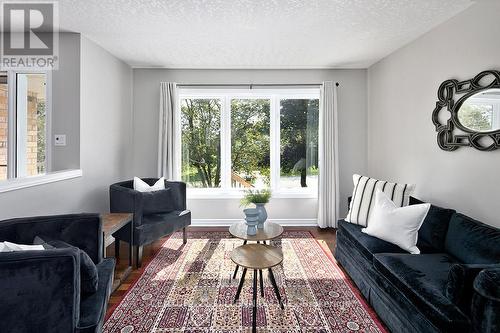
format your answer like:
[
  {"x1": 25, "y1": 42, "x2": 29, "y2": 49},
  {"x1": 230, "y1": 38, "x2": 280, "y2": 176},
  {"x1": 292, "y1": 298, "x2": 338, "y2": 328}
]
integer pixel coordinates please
[{"x1": 0, "y1": 1, "x2": 499, "y2": 332}]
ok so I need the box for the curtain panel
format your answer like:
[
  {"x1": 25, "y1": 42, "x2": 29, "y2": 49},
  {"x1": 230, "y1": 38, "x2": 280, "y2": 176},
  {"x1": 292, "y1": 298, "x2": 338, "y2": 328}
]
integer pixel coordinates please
[
  {"x1": 158, "y1": 82, "x2": 180, "y2": 180},
  {"x1": 317, "y1": 81, "x2": 340, "y2": 228}
]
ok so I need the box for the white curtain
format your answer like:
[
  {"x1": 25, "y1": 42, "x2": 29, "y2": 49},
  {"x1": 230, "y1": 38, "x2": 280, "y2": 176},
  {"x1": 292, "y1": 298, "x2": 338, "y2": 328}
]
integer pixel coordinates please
[
  {"x1": 317, "y1": 81, "x2": 340, "y2": 228},
  {"x1": 158, "y1": 82, "x2": 180, "y2": 180}
]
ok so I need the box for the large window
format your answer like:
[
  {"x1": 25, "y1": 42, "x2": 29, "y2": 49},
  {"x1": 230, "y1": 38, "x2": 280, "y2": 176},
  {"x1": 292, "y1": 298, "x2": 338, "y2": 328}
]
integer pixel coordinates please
[
  {"x1": 179, "y1": 89, "x2": 319, "y2": 196},
  {"x1": 0, "y1": 71, "x2": 48, "y2": 181}
]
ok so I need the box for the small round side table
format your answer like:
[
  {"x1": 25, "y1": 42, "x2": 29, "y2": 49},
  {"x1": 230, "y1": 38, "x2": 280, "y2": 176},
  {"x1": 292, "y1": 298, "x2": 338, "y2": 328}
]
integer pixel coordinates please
[
  {"x1": 229, "y1": 221, "x2": 284, "y2": 279},
  {"x1": 231, "y1": 244, "x2": 284, "y2": 333}
]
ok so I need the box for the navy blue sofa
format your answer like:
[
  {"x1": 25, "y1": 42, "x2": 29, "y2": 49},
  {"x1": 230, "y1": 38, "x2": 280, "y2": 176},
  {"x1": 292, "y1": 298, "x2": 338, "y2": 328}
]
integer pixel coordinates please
[
  {"x1": 335, "y1": 197, "x2": 500, "y2": 333},
  {"x1": 0, "y1": 214, "x2": 115, "y2": 333}
]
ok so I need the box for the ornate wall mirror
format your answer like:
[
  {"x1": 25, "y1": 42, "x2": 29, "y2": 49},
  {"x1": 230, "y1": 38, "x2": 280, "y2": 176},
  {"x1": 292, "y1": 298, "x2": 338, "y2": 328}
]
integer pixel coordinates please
[{"x1": 432, "y1": 70, "x2": 500, "y2": 151}]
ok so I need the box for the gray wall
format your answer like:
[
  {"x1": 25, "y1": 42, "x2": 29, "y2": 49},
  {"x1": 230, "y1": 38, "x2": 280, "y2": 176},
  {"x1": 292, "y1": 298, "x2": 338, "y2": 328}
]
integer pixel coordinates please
[
  {"x1": 132, "y1": 69, "x2": 367, "y2": 220},
  {"x1": 367, "y1": 1, "x2": 500, "y2": 228},
  {"x1": 0, "y1": 35, "x2": 133, "y2": 219},
  {"x1": 51, "y1": 33, "x2": 81, "y2": 171}
]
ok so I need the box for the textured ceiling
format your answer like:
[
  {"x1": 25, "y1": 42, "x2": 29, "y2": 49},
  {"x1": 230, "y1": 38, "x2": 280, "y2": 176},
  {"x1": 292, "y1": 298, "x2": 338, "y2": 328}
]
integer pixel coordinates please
[{"x1": 56, "y1": 0, "x2": 473, "y2": 68}]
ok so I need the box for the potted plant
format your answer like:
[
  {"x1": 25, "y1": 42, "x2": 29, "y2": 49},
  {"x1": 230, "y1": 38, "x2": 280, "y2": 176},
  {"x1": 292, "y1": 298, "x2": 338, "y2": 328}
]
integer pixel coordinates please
[{"x1": 241, "y1": 188, "x2": 271, "y2": 229}]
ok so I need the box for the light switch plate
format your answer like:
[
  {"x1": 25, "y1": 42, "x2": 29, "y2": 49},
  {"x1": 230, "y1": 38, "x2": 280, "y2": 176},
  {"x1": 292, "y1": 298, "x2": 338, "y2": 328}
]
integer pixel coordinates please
[{"x1": 54, "y1": 134, "x2": 66, "y2": 146}]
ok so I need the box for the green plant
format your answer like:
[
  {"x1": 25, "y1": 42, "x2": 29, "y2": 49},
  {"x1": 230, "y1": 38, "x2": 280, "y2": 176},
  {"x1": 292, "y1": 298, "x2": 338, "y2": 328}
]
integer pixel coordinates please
[{"x1": 240, "y1": 188, "x2": 272, "y2": 207}]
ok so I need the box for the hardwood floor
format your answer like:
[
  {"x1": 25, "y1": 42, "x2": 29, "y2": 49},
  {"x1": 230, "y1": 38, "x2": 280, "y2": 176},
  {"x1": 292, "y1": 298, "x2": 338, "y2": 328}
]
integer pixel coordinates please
[{"x1": 106, "y1": 226, "x2": 337, "y2": 312}]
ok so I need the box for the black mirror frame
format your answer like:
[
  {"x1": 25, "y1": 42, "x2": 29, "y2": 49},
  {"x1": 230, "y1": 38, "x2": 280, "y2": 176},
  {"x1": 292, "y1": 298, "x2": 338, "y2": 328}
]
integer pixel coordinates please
[{"x1": 432, "y1": 70, "x2": 500, "y2": 151}]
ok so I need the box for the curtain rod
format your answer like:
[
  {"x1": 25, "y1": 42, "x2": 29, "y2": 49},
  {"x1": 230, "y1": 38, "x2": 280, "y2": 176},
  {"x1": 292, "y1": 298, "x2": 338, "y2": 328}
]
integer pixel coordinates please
[{"x1": 176, "y1": 82, "x2": 339, "y2": 88}]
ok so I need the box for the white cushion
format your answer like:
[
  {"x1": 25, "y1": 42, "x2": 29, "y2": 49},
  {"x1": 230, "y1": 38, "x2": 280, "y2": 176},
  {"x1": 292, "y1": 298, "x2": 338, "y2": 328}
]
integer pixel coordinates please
[
  {"x1": 0, "y1": 241, "x2": 45, "y2": 252},
  {"x1": 133, "y1": 177, "x2": 165, "y2": 192},
  {"x1": 345, "y1": 174, "x2": 415, "y2": 227},
  {"x1": 361, "y1": 190, "x2": 430, "y2": 254}
]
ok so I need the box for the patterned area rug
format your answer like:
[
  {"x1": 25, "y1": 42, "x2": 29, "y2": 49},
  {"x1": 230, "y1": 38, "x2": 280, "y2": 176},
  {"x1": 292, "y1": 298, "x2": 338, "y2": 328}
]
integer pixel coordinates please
[{"x1": 104, "y1": 231, "x2": 386, "y2": 333}]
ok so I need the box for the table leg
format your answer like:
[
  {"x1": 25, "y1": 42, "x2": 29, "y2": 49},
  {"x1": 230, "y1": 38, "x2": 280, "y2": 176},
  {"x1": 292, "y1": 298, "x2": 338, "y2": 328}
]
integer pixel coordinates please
[
  {"x1": 129, "y1": 220, "x2": 134, "y2": 267},
  {"x1": 232, "y1": 265, "x2": 239, "y2": 279},
  {"x1": 252, "y1": 269, "x2": 257, "y2": 333},
  {"x1": 268, "y1": 268, "x2": 284, "y2": 309},
  {"x1": 259, "y1": 269, "x2": 264, "y2": 297},
  {"x1": 234, "y1": 268, "x2": 247, "y2": 303},
  {"x1": 232, "y1": 240, "x2": 247, "y2": 279}
]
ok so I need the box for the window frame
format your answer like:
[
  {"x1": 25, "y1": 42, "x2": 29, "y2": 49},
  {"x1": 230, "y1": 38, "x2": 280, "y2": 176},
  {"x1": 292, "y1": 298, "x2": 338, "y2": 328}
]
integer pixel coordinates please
[
  {"x1": 178, "y1": 88, "x2": 320, "y2": 199},
  {"x1": 3, "y1": 70, "x2": 52, "y2": 180}
]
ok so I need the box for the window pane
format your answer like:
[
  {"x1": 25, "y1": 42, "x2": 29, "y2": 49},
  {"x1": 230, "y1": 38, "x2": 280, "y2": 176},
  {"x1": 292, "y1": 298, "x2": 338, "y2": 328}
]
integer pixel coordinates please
[
  {"x1": 231, "y1": 99, "x2": 270, "y2": 188},
  {"x1": 0, "y1": 73, "x2": 7, "y2": 180},
  {"x1": 16, "y1": 73, "x2": 46, "y2": 177},
  {"x1": 279, "y1": 99, "x2": 319, "y2": 190},
  {"x1": 180, "y1": 98, "x2": 221, "y2": 188}
]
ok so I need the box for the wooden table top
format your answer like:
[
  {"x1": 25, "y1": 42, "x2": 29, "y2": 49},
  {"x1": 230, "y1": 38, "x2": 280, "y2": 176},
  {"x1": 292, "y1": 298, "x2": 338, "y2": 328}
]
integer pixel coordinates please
[
  {"x1": 101, "y1": 213, "x2": 133, "y2": 236},
  {"x1": 231, "y1": 244, "x2": 283, "y2": 269},
  {"x1": 229, "y1": 221, "x2": 284, "y2": 241}
]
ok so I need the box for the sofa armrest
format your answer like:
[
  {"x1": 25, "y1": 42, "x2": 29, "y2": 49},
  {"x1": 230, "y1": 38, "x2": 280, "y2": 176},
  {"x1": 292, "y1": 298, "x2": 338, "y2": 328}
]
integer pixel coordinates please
[
  {"x1": 0, "y1": 248, "x2": 80, "y2": 332},
  {"x1": 471, "y1": 268, "x2": 500, "y2": 333},
  {"x1": 110, "y1": 184, "x2": 144, "y2": 225},
  {"x1": 165, "y1": 181, "x2": 187, "y2": 211},
  {"x1": 0, "y1": 214, "x2": 103, "y2": 264}
]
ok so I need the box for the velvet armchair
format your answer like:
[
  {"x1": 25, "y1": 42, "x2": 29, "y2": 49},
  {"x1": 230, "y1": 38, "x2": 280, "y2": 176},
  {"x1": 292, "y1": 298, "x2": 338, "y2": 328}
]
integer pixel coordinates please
[
  {"x1": 109, "y1": 178, "x2": 191, "y2": 267},
  {"x1": 0, "y1": 214, "x2": 115, "y2": 333}
]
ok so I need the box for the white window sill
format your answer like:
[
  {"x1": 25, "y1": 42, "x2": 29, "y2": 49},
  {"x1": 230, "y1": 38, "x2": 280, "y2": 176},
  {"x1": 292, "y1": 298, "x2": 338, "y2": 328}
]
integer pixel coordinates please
[
  {"x1": 0, "y1": 169, "x2": 83, "y2": 193},
  {"x1": 187, "y1": 189, "x2": 318, "y2": 200}
]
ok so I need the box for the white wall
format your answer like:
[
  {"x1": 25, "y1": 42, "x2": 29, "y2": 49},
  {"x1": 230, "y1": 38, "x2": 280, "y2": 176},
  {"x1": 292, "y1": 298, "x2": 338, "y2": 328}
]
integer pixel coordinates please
[
  {"x1": 0, "y1": 35, "x2": 133, "y2": 219},
  {"x1": 132, "y1": 69, "x2": 367, "y2": 222},
  {"x1": 367, "y1": 1, "x2": 500, "y2": 228}
]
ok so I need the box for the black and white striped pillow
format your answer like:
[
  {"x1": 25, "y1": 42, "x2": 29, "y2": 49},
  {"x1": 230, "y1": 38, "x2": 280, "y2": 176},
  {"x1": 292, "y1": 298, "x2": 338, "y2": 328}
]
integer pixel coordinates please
[{"x1": 345, "y1": 174, "x2": 415, "y2": 227}]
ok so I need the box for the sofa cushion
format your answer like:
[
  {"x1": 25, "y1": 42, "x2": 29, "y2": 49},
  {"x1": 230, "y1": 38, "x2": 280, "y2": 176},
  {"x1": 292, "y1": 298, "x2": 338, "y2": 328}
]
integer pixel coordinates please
[
  {"x1": 141, "y1": 188, "x2": 175, "y2": 215},
  {"x1": 338, "y1": 220, "x2": 405, "y2": 260},
  {"x1": 445, "y1": 213, "x2": 500, "y2": 264},
  {"x1": 373, "y1": 253, "x2": 469, "y2": 328},
  {"x1": 445, "y1": 263, "x2": 500, "y2": 313},
  {"x1": 474, "y1": 268, "x2": 500, "y2": 300},
  {"x1": 409, "y1": 197, "x2": 455, "y2": 252},
  {"x1": 137, "y1": 210, "x2": 191, "y2": 245},
  {"x1": 34, "y1": 237, "x2": 99, "y2": 294},
  {"x1": 78, "y1": 258, "x2": 115, "y2": 333}
]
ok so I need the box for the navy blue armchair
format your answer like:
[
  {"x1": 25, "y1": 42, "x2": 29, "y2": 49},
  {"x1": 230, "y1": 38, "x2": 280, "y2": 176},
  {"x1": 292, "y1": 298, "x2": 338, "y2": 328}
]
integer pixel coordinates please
[
  {"x1": 0, "y1": 214, "x2": 115, "y2": 333},
  {"x1": 110, "y1": 178, "x2": 191, "y2": 267}
]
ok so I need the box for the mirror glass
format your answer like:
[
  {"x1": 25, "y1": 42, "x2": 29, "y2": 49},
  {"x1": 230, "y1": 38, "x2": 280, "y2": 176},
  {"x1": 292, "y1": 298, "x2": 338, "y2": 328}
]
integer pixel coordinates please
[{"x1": 457, "y1": 88, "x2": 500, "y2": 132}]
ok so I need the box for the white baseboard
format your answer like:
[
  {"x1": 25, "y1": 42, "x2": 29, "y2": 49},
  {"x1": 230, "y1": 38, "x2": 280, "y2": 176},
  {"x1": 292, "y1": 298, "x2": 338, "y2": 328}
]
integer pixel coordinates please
[{"x1": 191, "y1": 218, "x2": 318, "y2": 227}]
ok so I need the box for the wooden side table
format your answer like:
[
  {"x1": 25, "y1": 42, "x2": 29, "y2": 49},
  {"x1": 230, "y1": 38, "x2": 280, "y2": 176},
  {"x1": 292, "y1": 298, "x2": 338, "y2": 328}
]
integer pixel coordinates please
[
  {"x1": 231, "y1": 244, "x2": 284, "y2": 333},
  {"x1": 101, "y1": 213, "x2": 133, "y2": 292}
]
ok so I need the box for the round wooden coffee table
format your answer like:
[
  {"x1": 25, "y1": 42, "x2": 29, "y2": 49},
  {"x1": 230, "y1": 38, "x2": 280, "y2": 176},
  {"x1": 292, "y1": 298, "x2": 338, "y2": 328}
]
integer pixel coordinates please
[
  {"x1": 229, "y1": 221, "x2": 284, "y2": 242},
  {"x1": 229, "y1": 221, "x2": 284, "y2": 279},
  {"x1": 231, "y1": 244, "x2": 284, "y2": 333}
]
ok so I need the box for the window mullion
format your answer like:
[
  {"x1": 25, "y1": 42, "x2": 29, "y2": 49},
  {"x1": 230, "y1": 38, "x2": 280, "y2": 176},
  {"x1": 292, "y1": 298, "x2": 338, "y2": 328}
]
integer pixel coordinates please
[
  {"x1": 221, "y1": 96, "x2": 232, "y2": 190},
  {"x1": 7, "y1": 71, "x2": 16, "y2": 179},
  {"x1": 270, "y1": 95, "x2": 279, "y2": 192}
]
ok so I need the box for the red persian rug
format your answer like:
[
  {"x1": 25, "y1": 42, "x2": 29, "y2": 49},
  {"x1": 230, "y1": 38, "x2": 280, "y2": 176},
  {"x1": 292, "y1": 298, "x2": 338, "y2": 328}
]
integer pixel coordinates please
[{"x1": 104, "y1": 231, "x2": 386, "y2": 333}]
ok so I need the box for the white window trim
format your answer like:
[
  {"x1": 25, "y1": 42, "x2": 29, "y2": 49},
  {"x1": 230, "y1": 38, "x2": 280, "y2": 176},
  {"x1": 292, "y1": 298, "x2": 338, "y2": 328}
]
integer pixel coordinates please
[
  {"x1": 178, "y1": 88, "x2": 320, "y2": 199},
  {"x1": 0, "y1": 169, "x2": 82, "y2": 193}
]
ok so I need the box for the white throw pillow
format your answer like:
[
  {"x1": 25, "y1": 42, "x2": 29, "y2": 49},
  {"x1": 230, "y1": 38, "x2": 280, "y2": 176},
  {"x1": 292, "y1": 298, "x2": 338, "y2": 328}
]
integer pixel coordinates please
[
  {"x1": 0, "y1": 241, "x2": 45, "y2": 252},
  {"x1": 361, "y1": 190, "x2": 430, "y2": 254},
  {"x1": 133, "y1": 177, "x2": 165, "y2": 192},
  {"x1": 345, "y1": 174, "x2": 415, "y2": 227}
]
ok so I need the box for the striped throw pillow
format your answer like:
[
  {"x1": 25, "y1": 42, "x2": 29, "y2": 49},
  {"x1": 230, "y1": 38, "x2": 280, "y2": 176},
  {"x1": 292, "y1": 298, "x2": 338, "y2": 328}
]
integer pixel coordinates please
[{"x1": 345, "y1": 174, "x2": 415, "y2": 227}]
